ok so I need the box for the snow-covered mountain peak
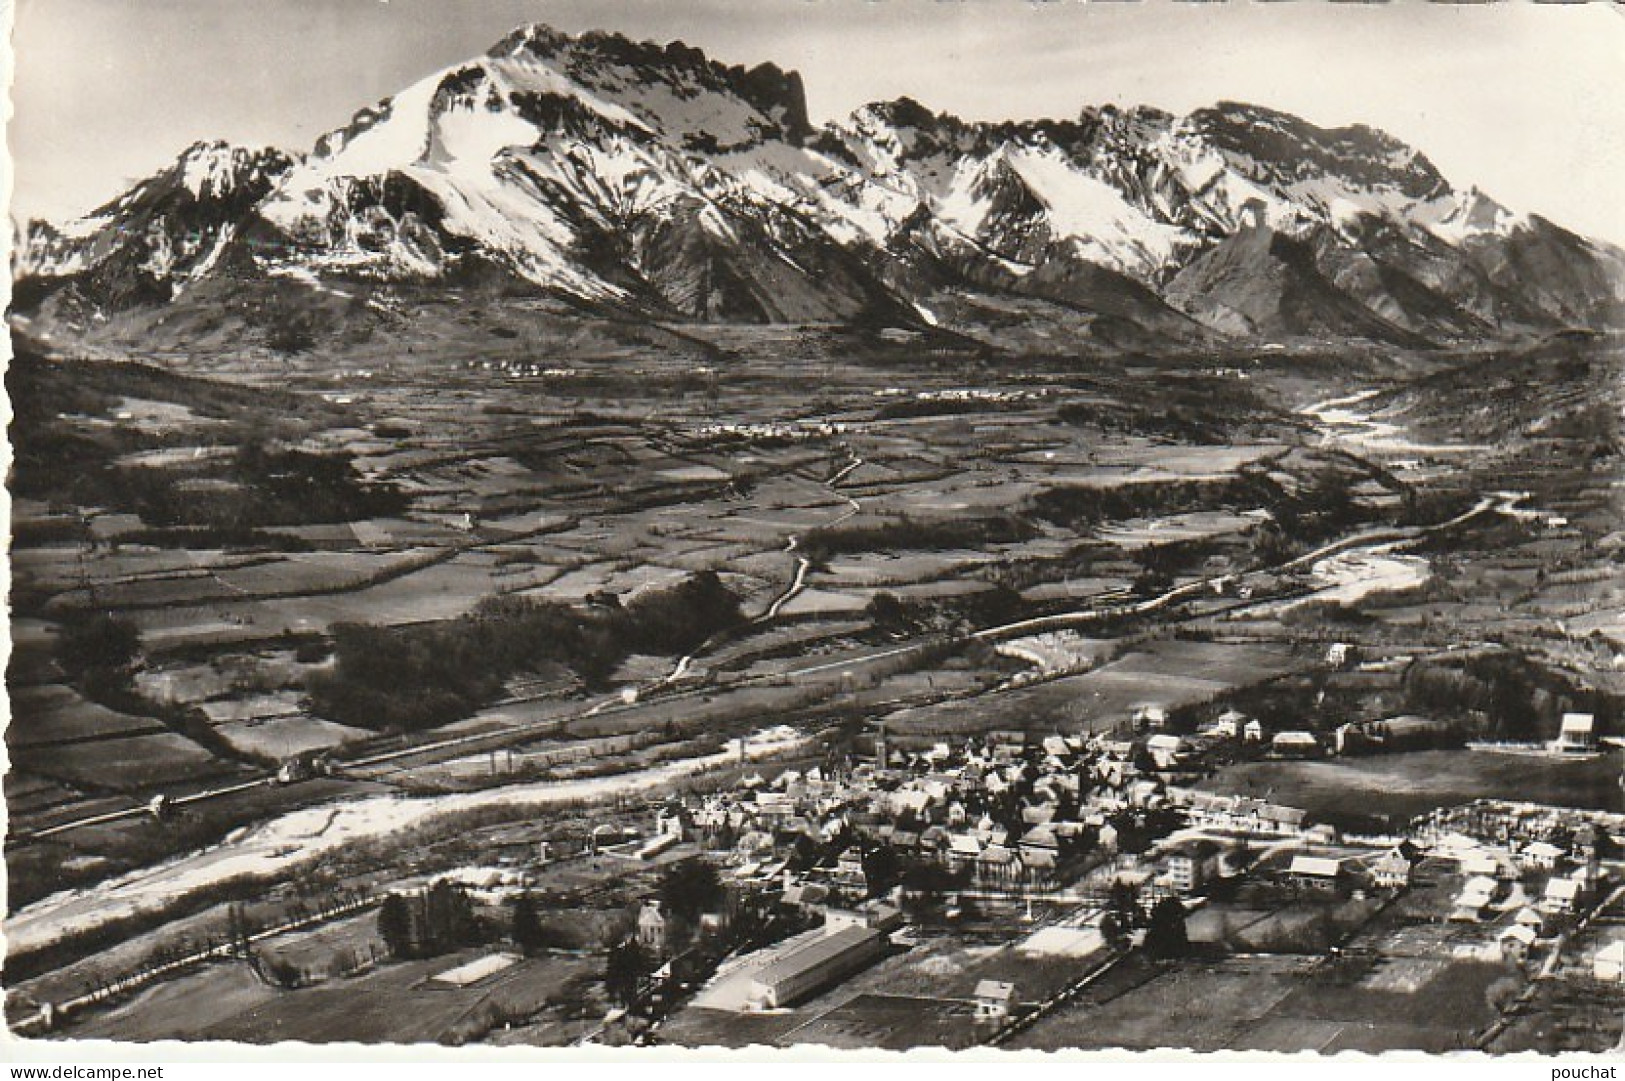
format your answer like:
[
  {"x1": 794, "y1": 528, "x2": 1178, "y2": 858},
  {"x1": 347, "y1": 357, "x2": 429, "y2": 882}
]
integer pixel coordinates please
[
  {"x1": 284, "y1": 25, "x2": 819, "y2": 198},
  {"x1": 1190, "y1": 102, "x2": 1449, "y2": 202},
  {"x1": 485, "y1": 24, "x2": 814, "y2": 149},
  {"x1": 173, "y1": 141, "x2": 295, "y2": 201},
  {"x1": 844, "y1": 98, "x2": 965, "y2": 146},
  {"x1": 13, "y1": 139, "x2": 295, "y2": 282},
  {"x1": 14, "y1": 24, "x2": 1621, "y2": 342}
]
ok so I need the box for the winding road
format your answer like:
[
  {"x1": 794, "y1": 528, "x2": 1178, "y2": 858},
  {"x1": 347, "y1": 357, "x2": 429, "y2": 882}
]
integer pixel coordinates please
[
  {"x1": 14, "y1": 479, "x2": 1512, "y2": 845},
  {"x1": 21, "y1": 452, "x2": 872, "y2": 837},
  {"x1": 759, "y1": 451, "x2": 864, "y2": 624},
  {"x1": 15, "y1": 387, "x2": 1510, "y2": 849}
]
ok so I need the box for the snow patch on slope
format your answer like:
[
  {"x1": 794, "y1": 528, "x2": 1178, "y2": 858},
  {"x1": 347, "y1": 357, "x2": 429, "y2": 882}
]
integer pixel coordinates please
[
  {"x1": 1003, "y1": 146, "x2": 1191, "y2": 277},
  {"x1": 1417, "y1": 187, "x2": 1530, "y2": 243}
]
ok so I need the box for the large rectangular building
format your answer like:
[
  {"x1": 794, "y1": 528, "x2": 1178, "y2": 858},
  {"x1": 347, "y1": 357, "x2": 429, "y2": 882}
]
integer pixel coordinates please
[{"x1": 748, "y1": 925, "x2": 885, "y2": 1009}]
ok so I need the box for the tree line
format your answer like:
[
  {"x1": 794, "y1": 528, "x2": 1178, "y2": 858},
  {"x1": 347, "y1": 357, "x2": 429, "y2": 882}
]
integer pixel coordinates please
[{"x1": 308, "y1": 571, "x2": 744, "y2": 731}]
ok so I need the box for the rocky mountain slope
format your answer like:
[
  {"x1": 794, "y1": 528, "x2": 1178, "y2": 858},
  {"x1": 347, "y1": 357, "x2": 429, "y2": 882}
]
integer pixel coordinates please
[{"x1": 14, "y1": 24, "x2": 1625, "y2": 348}]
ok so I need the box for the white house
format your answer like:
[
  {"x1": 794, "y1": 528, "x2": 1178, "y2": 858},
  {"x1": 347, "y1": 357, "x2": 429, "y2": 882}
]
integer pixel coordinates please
[
  {"x1": 948, "y1": 833, "x2": 985, "y2": 866},
  {"x1": 1461, "y1": 851, "x2": 1512, "y2": 880},
  {"x1": 1451, "y1": 876, "x2": 1500, "y2": 922},
  {"x1": 823, "y1": 906, "x2": 878, "y2": 935},
  {"x1": 1165, "y1": 840, "x2": 1224, "y2": 893},
  {"x1": 1097, "y1": 822, "x2": 1120, "y2": 853},
  {"x1": 1593, "y1": 940, "x2": 1625, "y2": 983},
  {"x1": 1133, "y1": 706, "x2": 1168, "y2": 730},
  {"x1": 1499, "y1": 923, "x2": 1537, "y2": 963},
  {"x1": 1271, "y1": 731, "x2": 1320, "y2": 758},
  {"x1": 1540, "y1": 875, "x2": 1582, "y2": 915},
  {"x1": 636, "y1": 901, "x2": 668, "y2": 953},
  {"x1": 1209, "y1": 710, "x2": 1247, "y2": 739},
  {"x1": 1552, "y1": 713, "x2": 1597, "y2": 753},
  {"x1": 1514, "y1": 906, "x2": 1552, "y2": 937},
  {"x1": 1432, "y1": 832, "x2": 1486, "y2": 863},
  {"x1": 1518, "y1": 841, "x2": 1565, "y2": 871},
  {"x1": 1146, "y1": 734, "x2": 1190, "y2": 769},
  {"x1": 1368, "y1": 849, "x2": 1413, "y2": 890},
  {"x1": 1288, "y1": 855, "x2": 1349, "y2": 893},
  {"x1": 974, "y1": 979, "x2": 1016, "y2": 1020}
]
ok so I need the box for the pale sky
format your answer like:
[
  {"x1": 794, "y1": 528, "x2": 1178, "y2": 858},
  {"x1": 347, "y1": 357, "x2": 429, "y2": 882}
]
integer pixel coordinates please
[{"x1": 8, "y1": 0, "x2": 1625, "y2": 246}]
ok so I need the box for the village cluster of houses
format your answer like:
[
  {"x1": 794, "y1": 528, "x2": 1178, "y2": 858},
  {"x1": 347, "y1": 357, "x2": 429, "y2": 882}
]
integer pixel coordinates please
[
  {"x1": 1418, "y1": 799, "x2": 1624, "y2": 851},
  {"x1": 1111, "y1": 832, "x2": 1419, "y2": 908},
  {"x1": 429, "y1": 716, "x2": 1623, "y2": 1020},
  {"x1": 655, "y1": 720, "x2": 1452, "y2": 935},
  {"x1": 1428, "y1": 825, "x2": 1609, "y2": 941},
  {"x1": 690, "y1": 419, "x2": 847, "y2": 444},
  {"x1": 1404, "y1": 800, "x2": 1622, "y2": 971},
  {"x1": 676, "y1": 728, "x2": 1250, "y2": 902},
  {"x1": 1139, "y1": 706, "x2": 1327, "y2": 763}
]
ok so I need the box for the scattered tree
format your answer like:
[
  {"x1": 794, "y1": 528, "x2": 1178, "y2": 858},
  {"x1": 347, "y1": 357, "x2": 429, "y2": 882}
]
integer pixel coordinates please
[
  {"x1": 1107, "y1": 880, "x2": 1140, "y2": 929},
  {"x1": 511, "y1": 893, "x2": 545, "y2": 955},
  {"x1": 900, "y1": 859, "x2": 961, "y2": 904},
  {"x1": 604, "y1": 940, "x2": 652, "y2": 1008},
  {"x1": 266, "y1": 310, "x2": 317, "y2": 355},
  {"x1": 866, "y1": 592, "x2": 912, "y2": 633},
  {"x1": 1143, "y1": 897, "x2": 1191, "y2": 959},
  {"x1": 56, "y1": 612, "x2": 141, "y2": 678},
  {"x1": 659, "y1": 860, "x2": 724, "y2": 925},
  {"x1": 376, "y1": 882, "x2": 480, "y2": 960},
  {"x1": 377, "y1": 893, "x2": 414, "y2": 959},
  {"x1": 861, "y1": 844, "x2": 903, "y2": 897},
  {"x1": 310, "y1": 573, "x2": 746, "y2": 731}
]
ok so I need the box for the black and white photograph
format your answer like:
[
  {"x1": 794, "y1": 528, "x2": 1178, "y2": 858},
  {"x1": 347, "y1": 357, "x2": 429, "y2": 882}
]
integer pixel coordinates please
[{"x1": 4, "y1": 0, "x2": 1624, "y2": 1057}]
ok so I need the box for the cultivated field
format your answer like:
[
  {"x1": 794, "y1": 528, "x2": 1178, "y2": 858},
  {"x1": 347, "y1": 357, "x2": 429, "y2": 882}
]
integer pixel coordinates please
[{"x1": 7, "y1": 321, "x2": 1622, "y2": 1050}]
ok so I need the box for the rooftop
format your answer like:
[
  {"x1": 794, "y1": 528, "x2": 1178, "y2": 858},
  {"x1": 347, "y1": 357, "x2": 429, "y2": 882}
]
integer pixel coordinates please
[
  {"x1": 975, "y1": 979, "x2": 1015, "y2": 1001},
  {"x1": 752, "y1": 925, "x2": 881, "y2": 989},
  {"x1": 1560, "y1": 712, "x2": 1596, "y2": 733}
]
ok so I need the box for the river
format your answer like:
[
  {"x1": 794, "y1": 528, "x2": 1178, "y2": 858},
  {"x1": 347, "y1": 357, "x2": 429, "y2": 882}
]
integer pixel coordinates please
[
  {"x1": 1299, "y1": 388, "x2": 1490, "y2": 457},
  {"x1": 4, "y1": 725, "x2": 810, "y2": 959}
]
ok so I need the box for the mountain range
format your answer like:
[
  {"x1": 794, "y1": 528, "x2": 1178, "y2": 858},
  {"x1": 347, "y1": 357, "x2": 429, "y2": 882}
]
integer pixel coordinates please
[{"x1": 14, "y1": 23, "x2": 1625, "y2": 350}]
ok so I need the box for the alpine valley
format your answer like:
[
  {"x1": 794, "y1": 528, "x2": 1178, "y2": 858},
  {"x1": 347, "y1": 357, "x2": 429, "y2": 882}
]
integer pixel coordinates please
[{"x1": 8, "y1": 23, "x2": 1625, "y2": 1055}]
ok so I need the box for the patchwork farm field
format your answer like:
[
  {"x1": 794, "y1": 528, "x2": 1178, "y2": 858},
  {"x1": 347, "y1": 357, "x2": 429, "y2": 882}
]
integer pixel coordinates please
[
  {"x1": 882, "y1": 639, "x2": 1306, "y2": 743},
  {"x1": 1007, "y1": 953, "x2": 1506, "y2": 1053},
  {"x1": 7, "y1": 322, "x2": 1623, "y2": 1053},
  {"x1": 7, "y1": 686, "x2": 167, "y2": 746},
  {"x1": 11, "y1": 730, "x2": 243, "y2": 793},
  {"x1": 1201, "y1": 750, "x2": 1625, "y2": 823},
  {"x1": 68, "y1": 946, "x2": 597, "y2": 1046}
]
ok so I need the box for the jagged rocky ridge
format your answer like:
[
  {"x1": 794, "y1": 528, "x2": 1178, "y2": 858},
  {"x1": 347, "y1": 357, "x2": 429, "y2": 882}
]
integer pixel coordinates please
[{"x1": 15, "y1": 23, "x2": 1625, "y2": 344}]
